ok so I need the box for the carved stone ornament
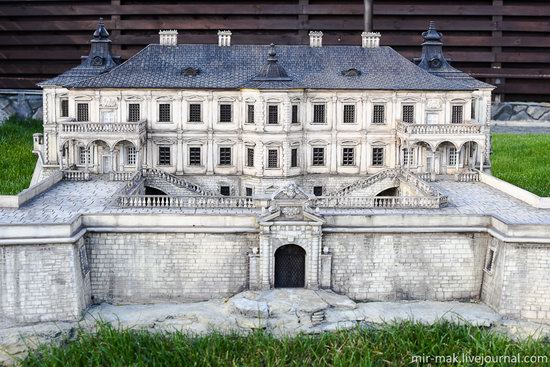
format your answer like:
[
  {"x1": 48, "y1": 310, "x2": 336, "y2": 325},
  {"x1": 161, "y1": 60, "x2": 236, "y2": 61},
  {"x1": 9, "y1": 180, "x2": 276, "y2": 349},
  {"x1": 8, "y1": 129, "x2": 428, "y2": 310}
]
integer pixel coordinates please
[
  {"x1": 100, "y1": 97, "x2": 117, "y2": 108},
  {"x1": 426, "y1": 98, "x2": 442, "y2": 110},
  {"x1": 281, "y1": 207, "x2": 301, "y2": 217},
  {"x1": 284, "y1": 183, "x2": 298, "y2": 199},
  {"x1": 92, "y1": 56, "x2": 105, "y2": 66}
]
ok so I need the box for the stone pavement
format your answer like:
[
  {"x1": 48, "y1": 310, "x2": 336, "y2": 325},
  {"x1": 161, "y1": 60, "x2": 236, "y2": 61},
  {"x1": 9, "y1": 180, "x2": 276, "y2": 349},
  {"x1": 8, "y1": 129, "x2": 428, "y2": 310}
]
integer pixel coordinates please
[{"x1": 1, "y1": 176, "x2": 550, "y2": 225}]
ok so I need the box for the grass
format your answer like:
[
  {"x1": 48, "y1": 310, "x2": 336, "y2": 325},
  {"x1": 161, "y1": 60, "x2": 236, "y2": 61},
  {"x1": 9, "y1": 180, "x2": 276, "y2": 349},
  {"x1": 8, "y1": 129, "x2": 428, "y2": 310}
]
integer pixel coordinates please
[
  {"x1": 17, "y1": 321, "x2": 550, "y2": 366},
  {"x1": 491, "y1": 134, "x2": 550, "y2": 197},
  {"x1": 0, "y1": 117, "x2": 42, "y2": 195}
]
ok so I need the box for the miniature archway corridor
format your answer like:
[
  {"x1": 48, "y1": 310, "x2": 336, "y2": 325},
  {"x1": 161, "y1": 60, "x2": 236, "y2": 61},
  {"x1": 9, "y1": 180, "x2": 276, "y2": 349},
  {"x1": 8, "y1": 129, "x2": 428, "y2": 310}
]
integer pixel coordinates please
[{"x1": 274, "y1": 245, "x2": 306, "y2": 288}]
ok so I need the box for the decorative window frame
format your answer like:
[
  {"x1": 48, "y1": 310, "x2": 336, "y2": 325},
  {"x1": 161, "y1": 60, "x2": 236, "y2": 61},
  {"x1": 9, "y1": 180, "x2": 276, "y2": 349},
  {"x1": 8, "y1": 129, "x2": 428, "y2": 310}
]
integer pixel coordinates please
[
  {"x1": 370, "y1": 141, "x2": 387, "y2": 167},
  {"x1": 217, "y1": 140, "x2": 235, "y2": 166},
  {"x1": 310, "y1": 139, "x2": 329, "y2": 167},
  {"x1": 157, "y1": 101, "x2": 173, "y2": 123},
  {"x1": 217, "y1": 97, "x2": 236, "y2": 123},
  {"x1": 266, "y1": 103, "x2": 280, "y2": 125},
  {"x1": 340, "y1": 140, "x2": 359, "y2": 167},
  {"x1": 187, "y1": 144, "x2": 203, "y2": 167},
  {"x1": 370, "y1": 99, "x2": 388, "y2": 125}
]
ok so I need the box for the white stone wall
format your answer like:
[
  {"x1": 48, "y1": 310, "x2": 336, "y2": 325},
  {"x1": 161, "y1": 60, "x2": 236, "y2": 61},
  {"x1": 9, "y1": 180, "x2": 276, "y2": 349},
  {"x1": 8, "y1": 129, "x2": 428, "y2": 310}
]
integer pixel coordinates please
[
  {"x1": 0, "y1": 240, "x2": 91, "y2": 323},
  {"x1": 325, "y1": 232, "x2": 488, "y2": 301},
  {"x1": 87, "y1": 232, "x2": 257, "y2": 304}
]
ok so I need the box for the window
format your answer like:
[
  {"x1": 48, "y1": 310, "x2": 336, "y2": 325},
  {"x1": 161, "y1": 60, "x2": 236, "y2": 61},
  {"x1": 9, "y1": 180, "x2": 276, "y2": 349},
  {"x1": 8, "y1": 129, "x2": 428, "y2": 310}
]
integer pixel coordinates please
[
  {"x1": 452, "y1": 105, "x2": 464, "y2": 124},
  {"x1": 268, "y1": 105, "x2": 278, "y2": 124},
  {"x1": 342, "y1": 147, "x2": 355, "y2": 166},
  {"x1": 402, "y1": 105, "x2": 415, "y2": 123},
  {"x1": 76, "y1": 103, "x2": 89, "y2": 122},
  {"x1": 219, "y1": 104, "x2": 232, "y2": 122},
  {"x1": 291, "y1": 148, "x2": 298, "y2": 168},
  {"x1": 373, "y1": 104, "x2": 385, "y2": 124},
  {"x1": 471, "y1": 99, "x2": 476, "y2": 120},
  {"x1": 158, "y1": 103, "x2": 171, "y2": 122},
  {"x1": 372, "y1": 147, "x2": 384, "y2": 166},
  {"x1": 79, "y1": 147, "x2": 89, "y2": 165},
  {"x1": 267, "y1": 149, "x2": 279, "y2": 168},
  {"x1": 448, "y1": 147, "x2": 458, "y2": 166},
  {"x1": 485, "y1": 249, "x2": 495, "y2": 272},
  {"x1": 313, "y1": 186, "x2": 323, "y2": 196},
  {"x1": 126, "y1": 146, "x2": 136, "y2": 165},
  {"x1": 246, "y1": 104, "x2": 255, "y2": 124},
  {"x1": 402, "y1": 148, "x2": 414, "y2": 166},
  {"x1": 343, "y1": 105, "x2": 355, "y2": 123},
  {"x1": 189, "y1": 147, "x2": 201, "y2": 166},
  {"x1": 61, "y1": 99, "x2": 69, "y2": 117},
  {"x1": 220, "y1": 186, "x2": 231, "y2": 196},
  {"x1": 246, "y1": 147, "x2": 254, "y2": 167},
  {"x1": 219, "y1": 147, "x2": 232, "y2": 166},
  {"x1": 245, "y1": 187, "x2": 253, "y2": 197},
  {"x1": 128, "y1": 103, "x2": 140, "y2": 122},
  {"x1": 189, "y1": 103, "x2": 202, "y2": 122},
  {"x1": 291, "y1": 105, "x2": 299, "y2": 124},
  {"x1": 313, "y1": 104, "x2": 326, "y2": 124},
  {"x1": 158, "y1": 146, "x2": 171, "y2": 165},
  {"x1": 312, "y1": 147, "x2": 325, "y2": 166}
]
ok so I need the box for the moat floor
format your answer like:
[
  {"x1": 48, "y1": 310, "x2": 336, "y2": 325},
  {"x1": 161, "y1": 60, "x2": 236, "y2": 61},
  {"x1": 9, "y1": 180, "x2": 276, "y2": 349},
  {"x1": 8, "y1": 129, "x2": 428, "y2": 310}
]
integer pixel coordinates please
[{"x1": 0, "y1": 176, "x2": 549, "y2": 225}]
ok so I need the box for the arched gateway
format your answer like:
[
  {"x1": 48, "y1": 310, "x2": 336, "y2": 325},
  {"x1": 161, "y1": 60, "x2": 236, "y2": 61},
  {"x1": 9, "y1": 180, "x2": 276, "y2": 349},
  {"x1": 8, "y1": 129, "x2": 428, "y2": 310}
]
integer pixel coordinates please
[{"x1": 274, "y1": 245, "x2": 306, "y2": 288}]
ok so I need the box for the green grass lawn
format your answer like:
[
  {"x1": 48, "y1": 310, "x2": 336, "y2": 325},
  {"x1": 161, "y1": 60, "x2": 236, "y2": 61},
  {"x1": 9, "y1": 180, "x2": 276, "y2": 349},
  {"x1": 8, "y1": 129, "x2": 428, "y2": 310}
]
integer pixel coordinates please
[
  {"x1": 491, "y1": 134, "x2": 550, "y2": 197},
  {"x1": 19, "y1": 321, "x2": 550, "y2": 366},
  {"x1": 0, "y1": 117, "x2": 42, "y2": 195}
]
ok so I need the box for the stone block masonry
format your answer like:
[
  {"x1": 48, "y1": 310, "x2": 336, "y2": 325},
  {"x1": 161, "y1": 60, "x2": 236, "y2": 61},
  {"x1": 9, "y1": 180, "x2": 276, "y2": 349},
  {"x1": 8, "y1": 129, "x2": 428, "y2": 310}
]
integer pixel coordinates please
[
  {"x1": 326, "y1": 233, "x2": 488, "y2": 302},
  {"x1": 87, "y1": 232, "x2": 258, "y2": 304},
  {"x1": 0, "y1": 239, "x2": 91, "y2": 323},
  {"x1": 0, "y1": 89, "x2": 42, "y2": 123}
]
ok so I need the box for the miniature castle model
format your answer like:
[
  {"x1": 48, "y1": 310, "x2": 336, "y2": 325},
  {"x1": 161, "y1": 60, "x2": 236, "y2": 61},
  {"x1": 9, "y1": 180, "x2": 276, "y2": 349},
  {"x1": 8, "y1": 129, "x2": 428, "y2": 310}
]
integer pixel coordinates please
[{"x1": 3, "y1": 19, "x2": 550, "y2": 326}]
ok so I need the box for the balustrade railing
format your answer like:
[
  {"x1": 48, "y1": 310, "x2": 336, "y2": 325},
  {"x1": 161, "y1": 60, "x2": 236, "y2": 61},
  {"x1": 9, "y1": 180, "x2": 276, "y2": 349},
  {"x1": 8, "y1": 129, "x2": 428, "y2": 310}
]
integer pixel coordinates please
[
  {"x1": 329, "y1": 169, "x2": 401, "y2": 196},
  {"x1": 60, "y1": 121, "x2": 146, "y2": 134},
  {"x1": 312, "y1": 196, "x2": 441, "y2": 209},
  {"x1": 457, "y1": 171, "x2": 480, "y2": 182},
  {"x1": 62, "y1": 170, "x2": 90, "y2": 181},
  {"x1": 143, "y1": 168, "x2": 211, "y2": 196},
  {"x1": 110, "y1": 171, "x2": 136, "y2": 181},
  {"x1": 398, "y1": 121, "x2": 483, "y2": 135},
  {"x1": 119, "y1": 195, "x2": 255, "y2": 208},
  {"x1": 415, "y1": 172, "x2": 434, "y2": 182}
]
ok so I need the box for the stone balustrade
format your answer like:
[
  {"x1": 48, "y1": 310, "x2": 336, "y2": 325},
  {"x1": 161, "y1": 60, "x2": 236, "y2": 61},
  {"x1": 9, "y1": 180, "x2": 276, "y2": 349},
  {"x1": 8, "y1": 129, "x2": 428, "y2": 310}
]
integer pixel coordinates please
[
  {"x1": 119, "y1": 195, "x2": 255, "y2": 208},
  {"x1": 62, "y1": 170, "x2": 90, "y2": 181},
  {"x1": 457, "y1": 171, "x2": 480, "y2": 182},
  {"x1": 330, "y1": 169, "x2": 401, "y2": 196},
  {"x1": 312, "y1": 196, "x2": 441, "y2": 209},
  {"x1": 398, "y1": 121, "x2": 483, "y2": 135},
  {"x1": 143, "y1": 168, "x2": 211, "y2": 195},
  {"x1": 110, "y1": 171, "x2": 136, "y2": 181},
  {"x1": 415, "y1": 172, "x2": 433, "y2": 182},
  {"x1": 60, "y1": 121, "x2": 146, "y2": 134}
]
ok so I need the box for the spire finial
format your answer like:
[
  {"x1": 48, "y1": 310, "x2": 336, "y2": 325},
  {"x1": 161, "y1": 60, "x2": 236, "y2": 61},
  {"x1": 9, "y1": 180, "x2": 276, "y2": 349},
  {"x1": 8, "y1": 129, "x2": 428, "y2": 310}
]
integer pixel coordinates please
[
  {"x1": 268, "y1": 43, "x2": 277, "y2": 63},
  {"x1": 93, "y1": 17, "x2": 110, "y2": 40},
  {"x1": 422, "y1": 21, "x2": 442, "y2": 44}
]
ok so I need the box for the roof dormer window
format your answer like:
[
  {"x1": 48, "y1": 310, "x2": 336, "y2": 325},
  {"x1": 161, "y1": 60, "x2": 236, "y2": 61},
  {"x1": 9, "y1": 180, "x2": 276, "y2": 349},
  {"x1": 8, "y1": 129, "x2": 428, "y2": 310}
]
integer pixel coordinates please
[
  {"x1": 342, "y1": 68, "x2": 361, "y2": 77},
  {"x1": 183, "y1": 67, "x2": 200, "y2": 76}
]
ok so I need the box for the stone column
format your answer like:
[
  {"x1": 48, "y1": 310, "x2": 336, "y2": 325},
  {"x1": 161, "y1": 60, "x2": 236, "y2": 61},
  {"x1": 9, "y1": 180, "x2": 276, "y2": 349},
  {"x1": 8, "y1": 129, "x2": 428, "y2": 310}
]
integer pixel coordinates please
[
  {"x1": 309, "y1": 226, "x2": 322, "y2": 289},
  {"x1": 259, "y1": 226, "x2": 272, "y2": 290},
  {"x1": 248, "y1": 251, "x2": 261, "y2": 290},
  {"x1": 176, "y1": 129, "x2": 184, "y2": 174}
]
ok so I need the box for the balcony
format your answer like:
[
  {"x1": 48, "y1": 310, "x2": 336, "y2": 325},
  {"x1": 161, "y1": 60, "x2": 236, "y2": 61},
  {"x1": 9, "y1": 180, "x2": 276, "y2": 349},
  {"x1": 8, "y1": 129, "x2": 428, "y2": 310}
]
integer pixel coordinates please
[
  {"x1": 397, "y1": 121, "x2": 484, "y2": 136},
  {"x1": 60, "y1": 120, "x2": 146, "y2": 135}
]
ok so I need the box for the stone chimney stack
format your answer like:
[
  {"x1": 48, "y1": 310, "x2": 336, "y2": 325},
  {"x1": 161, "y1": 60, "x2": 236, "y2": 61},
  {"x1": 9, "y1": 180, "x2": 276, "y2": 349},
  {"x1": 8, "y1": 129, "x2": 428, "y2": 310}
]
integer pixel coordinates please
[
  {"x1": 218, "y1": 30, "x2": 232, "y2": 47},
  {"x1": 309, "y1": 31, "x2": 323, "y2": 48},
  {"x1": 159, "y1": 30, "x2": 178, "y2": 46},
  {"x1": 361, "y1": 32, "x2": 381, "y2": 48}
]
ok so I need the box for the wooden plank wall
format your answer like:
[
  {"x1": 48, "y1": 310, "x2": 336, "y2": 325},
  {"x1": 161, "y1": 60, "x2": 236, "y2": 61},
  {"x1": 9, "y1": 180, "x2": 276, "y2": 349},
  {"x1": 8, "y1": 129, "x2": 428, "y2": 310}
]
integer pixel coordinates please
[{"x1": 0, "y1": 0, "x2": 549, "y2": 101}]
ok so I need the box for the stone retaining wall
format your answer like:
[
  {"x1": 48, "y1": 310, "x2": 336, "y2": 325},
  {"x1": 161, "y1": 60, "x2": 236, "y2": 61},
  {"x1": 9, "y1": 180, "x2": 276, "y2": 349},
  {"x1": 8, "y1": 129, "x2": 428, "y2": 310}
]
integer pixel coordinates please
[
  {"x1": 492, "y1": 102, "x2": 550, "y2": 122},
  {"x1": 0, "y1": 89, "x2": 42, "y2": 123}
]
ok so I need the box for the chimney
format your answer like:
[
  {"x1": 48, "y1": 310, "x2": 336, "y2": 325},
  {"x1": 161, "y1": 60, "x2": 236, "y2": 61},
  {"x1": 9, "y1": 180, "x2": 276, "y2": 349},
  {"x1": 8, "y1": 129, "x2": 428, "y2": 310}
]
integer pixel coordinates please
[
  {"x1": 309, "y1": 31, "x2": 323, "y2": 48},
  {"x1": 364, "y1": 0, "x2": 373, "y2": 32},
  {"x1": 218, "y1": 30, "x2": 232, "y2": 47},
  {"x1": 361, "y1": 32, "x2": 381, "y2": 48},
  {"x1": 159, "y1": 30, "x2": 178, "y2": 46}
]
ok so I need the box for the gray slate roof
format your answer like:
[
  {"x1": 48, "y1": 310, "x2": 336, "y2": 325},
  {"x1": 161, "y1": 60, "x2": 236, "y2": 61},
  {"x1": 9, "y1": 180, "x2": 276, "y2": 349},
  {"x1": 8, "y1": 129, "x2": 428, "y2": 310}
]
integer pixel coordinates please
[{"x1": 46, "y1": 44, "x2": 483, "y2": 91}]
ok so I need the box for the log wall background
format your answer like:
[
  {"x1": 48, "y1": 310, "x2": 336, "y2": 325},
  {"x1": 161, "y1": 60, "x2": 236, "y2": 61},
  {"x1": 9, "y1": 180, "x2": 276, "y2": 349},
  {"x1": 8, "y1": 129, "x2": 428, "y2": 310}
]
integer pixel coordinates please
[{"x1": 0, "y1": 0, "x2": 549, "y2": 101}]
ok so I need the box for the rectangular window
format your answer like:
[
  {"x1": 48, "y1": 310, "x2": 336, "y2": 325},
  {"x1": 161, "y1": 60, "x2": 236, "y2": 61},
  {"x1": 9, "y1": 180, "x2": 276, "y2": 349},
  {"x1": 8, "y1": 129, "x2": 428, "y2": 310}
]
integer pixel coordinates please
[
  {"x1": 219, "y1": 104, "x2": 232, "y2": 122},
  {"x1": 79, "y1": 147, "x2": 89, "y2": 165},
  {"x1": 343, "y1": 104, "x2": 355, "y2": 123},
  {"x1": 291, "y1": 148, "x2": 298, "y2": 168},
  {"x1": 471, "y1": 99, "x2": 476, "y2": 120},
  {"x1": 373, "y1": 104, "x2": 385, "y2": 124},
  {"x1": 291, "y1": 105, "x2": 299, "y2": 124},
  {"x1": 158, "y1": 103, "x2": 171, "y2": 122},
  {"x1": 245, "y1": 187, "x2": 253, "y2": 197},
  {"x1": 313, "y1": 104, "x2": 326, "y2": 124},
  {"x1": 267, "y1": 149, "x2": 279, "y2": 168},
  {"x1": 268, "y1": 105, "x2": 278, "y2": 124},
  {"x1": 402, "y1": 105, "x2": 415, "y2": 124},
  {"x1": 247, "y1": 104, "x2": 255, "y2": 124},
  {"x1": 448, "y1": 147, "x2": 458, "y2": 166},
  {"x1": 342, "y1": 147, "x2": 355, "y2": 166},
  {"x1": 246, "y1": 147, "x2": 254, "y2": 167},
  {"x1": 219, "y1": 147, "x2": 232, "y2": 166},
  {"x1": 76, "y1": 103, "x2": 89, "y2": 122},
  {"x1": 128, "y1": 103, "x2": 140, "y2": 122},
  {"x1": 372, "y1": 147, "x2": 384, "y2": 166},
  {"x1": 126, "y1": 146, "x2": 136, "y2": 165},
  {"x1": 189, "y1": 103, "x2": 202, "y2": 122},
  {"x1": 158, "y1": 146, "x2": 171, "y2": 166},
  {"x1": 485, "y1": 249, "x2": 495, "y2": 272},
  {"x1": 452, "y1": 105, "x2": 464, "y2": 124},
  {"x1": 189, "y1": 147, "x2": 201, "y2": 166},
  {"x1": 61, "y1": 99, "x2": 69, "y2": 117},
  {"x1": 220, "y1": 186, "x2": 230, "y2": 196},
  {"x1": 402, "y1": 148, "x2": 414, "y2": 166},
  {"x1": 312, "y1": 147, "x2": 325, "y2": 166},
  {"x1": 313, "y1": 186, "x2": 323, "y2": 196}
]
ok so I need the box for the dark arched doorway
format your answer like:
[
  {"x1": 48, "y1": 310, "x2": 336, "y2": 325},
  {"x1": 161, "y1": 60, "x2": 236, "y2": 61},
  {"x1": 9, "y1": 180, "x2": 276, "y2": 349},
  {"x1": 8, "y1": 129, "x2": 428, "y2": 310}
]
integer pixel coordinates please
[{"x1": 274, "y1": 245, "x2": 306, "y2": 288}]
